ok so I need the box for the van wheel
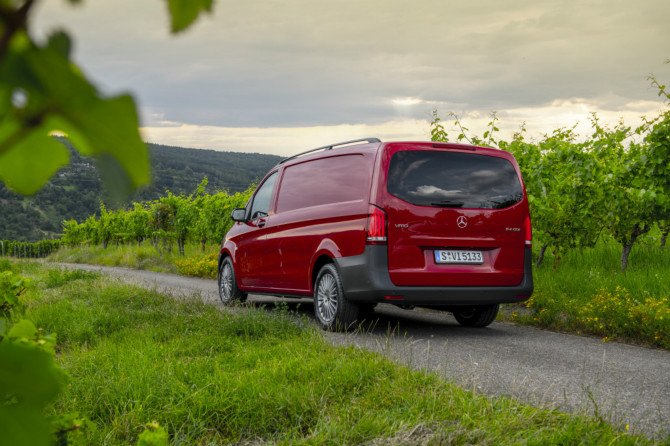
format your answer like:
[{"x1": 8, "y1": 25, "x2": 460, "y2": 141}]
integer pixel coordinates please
[
  {"x1": 314, "y1": 264, "x2": 359, "y2": 331},
  {"x1": 359, "y1": 303, "x2": 377, "y2": 318},
  {"x1": 453, "y1": 304, "x2": 499, "y2": 327},
  {"x1": 218, "y1": 257, "x2": 247, "y2": 305}
]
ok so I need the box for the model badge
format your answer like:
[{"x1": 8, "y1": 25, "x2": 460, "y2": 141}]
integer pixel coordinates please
[
  {"x1": 456, "y1": 216, "x2": 468, "y2": 228},
  {"x1": 506, "y1": 227, "x2": 521, "y2": 232},
  {"x1": 395, "y1": 224, "x2": 409, "y2": 228}
]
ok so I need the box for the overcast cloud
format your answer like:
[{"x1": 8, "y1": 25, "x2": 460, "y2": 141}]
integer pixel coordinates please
[{"x1": 34, "y1": 0, "x2": 670, "y2": 155}]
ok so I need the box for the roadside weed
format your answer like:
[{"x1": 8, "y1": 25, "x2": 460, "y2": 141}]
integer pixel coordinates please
[
  {"x1": 175, "y1": 252, "x2": 218, "y2": 279},
  {"x1": 504, "y1": 243, "x2": 670, "y2": 348}
]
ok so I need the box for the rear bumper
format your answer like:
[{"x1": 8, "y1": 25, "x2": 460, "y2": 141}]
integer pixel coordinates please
[{"x1": 334, "y1": 246, "x2": 533, "y2": 306}]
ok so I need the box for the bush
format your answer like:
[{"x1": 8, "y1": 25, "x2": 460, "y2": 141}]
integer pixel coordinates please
[{"x1": 175, "y1": 252, "x2": 218, "y2": 279}]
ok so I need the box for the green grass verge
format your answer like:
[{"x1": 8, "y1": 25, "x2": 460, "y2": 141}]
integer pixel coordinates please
[
  {"x1": 5, "y1": 260, "x2": 654, "y2": 445},
  {"x1": 48, "y1": 243, "x2": 219, "y2": 278},
  {"x1": 47, "y1": 244, "x2": 180, "y2": 274},
  {"x1": 503, "y1": 243, "x2": 670, "y2": 349}
]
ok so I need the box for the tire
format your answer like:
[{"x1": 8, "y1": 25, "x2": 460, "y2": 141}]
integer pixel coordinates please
[
  {"x1": 359, "y1": 303, "x2": 377, "y2": 319},
  {"x1": 218, "y1": 257, "x2": 247, "y2": 305},
  {"x1": 314, "y1": 264, "x2": 360, "y2": 331},
  {"x1": 452, "y1": 304, "x2": 499, "y2": 327}
]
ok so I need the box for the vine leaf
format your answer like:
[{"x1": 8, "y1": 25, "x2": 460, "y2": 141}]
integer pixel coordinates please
[
  {"x1": 0, "y1": 341, "x2": 64, "y2": 408},
  {"x1": 0, "y1": 125, "x2": 69, "y2": 194},
  {"x1": 7, "y1": 319, "x2": 37, "y2": 339},
  {"x1": 167, "y1": 0, "x2": 214, "y2": 32},
  {"x1": 0, "y1": 31, "x2": 149, "y2": 195}
]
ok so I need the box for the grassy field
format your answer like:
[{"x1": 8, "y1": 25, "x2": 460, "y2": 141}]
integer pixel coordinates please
[
  {"x1": 48, "y1": 237, "x2": 670, "y2": 350},
  {"x1": 505, "y1": 242, "x2": 670, "y2": 349},
  {"x1": 48, "y1": 243, "x2": 219, "y2": 279},
  {"x1": 2, "y1": 259, "x2": 656, "y2": 445}
]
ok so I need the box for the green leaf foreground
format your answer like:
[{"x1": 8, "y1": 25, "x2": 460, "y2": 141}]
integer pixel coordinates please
[
  {"x1": 0, "y1": 1, "x2": 217, "y2": 444},
  {"x1": 0, "y1": 0, "x2": 218, "y2": 195},
  {"x1": 0, "y1": 343, "x2": 61, "y2": 446},
  {"x1": 0, "y1": 30, "x2": 148, "y2": 194},
  {"x1": 167, "y1": 0, "x2": 213, "y2": 32},
  {"x1": 0, "y1": 271, "x2": 66, "y2": 446}
]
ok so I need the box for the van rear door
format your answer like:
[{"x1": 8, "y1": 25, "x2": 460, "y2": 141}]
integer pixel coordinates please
[{"x1": 378, "y1": 144, "x2": 528, "y2": 287}]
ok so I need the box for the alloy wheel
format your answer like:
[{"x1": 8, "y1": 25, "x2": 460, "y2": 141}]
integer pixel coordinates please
[{"x1": 316, "y1": 272, "x2": 338, "y2": 323}]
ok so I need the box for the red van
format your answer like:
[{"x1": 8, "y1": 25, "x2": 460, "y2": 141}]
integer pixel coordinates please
[{"x1": 218, "y1": 139, "x2": 533, "y2": 330}]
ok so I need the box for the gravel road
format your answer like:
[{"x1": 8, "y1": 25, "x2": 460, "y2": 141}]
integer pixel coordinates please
[{"x1": 56, "y1": 263, "x2": 670, "y2": 439}]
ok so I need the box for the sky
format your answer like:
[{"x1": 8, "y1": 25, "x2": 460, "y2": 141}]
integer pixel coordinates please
[{"x1": 34, "y1": 0, "x2": 670, "y2": 157}]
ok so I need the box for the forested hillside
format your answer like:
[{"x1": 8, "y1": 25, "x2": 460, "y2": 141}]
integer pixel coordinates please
[{"x1": 0, "y1": 138, "x2": 281, "y2": 242}]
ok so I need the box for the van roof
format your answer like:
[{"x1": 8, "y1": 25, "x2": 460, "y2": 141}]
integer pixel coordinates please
[
  {"x1": 279, "y1": 138, "x2": 382, "y2": 165},
  {"x1": 278, "y1": 139, "x2": 506, "y2": 168}
]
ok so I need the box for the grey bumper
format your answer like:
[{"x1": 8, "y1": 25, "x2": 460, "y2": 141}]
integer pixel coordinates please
[{"x1": 334, "y1": 246, "x2": 533, "y2": 306}]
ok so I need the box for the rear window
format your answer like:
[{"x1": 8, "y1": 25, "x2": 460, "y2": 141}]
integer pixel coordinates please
[{"x1": 387, "y1": 150, "x2": 523, "y2": 209}]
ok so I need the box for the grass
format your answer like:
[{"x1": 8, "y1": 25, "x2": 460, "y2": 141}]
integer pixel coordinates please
[
  {"x1": 502, "y1": 241, "x2": 670, "y2": 349},
  {"x1": 48, "y1": 243, "x2": 203, "y2": 274},
  {"x1": 5, "y1": 260, "x2": 658, "y2": 445},
  {"x1": 48, "y1": 243, "x2": 220, "y2": 278}
]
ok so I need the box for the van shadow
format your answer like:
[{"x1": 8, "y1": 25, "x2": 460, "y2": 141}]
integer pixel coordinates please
[{"x1": 245, "y1": 295, "x2": 511, "y2": 339}]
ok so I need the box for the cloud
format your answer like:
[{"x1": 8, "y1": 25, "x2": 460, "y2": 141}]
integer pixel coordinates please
[
  {"x1": 139, "y1": 96, "x2": 665, "y2": 157},
  {"x1": 140, "y1": 119, "x2": 430, "y2": 156},
  {"x1": 33, "y1": 0, "x2": 670, "y2": 147}
]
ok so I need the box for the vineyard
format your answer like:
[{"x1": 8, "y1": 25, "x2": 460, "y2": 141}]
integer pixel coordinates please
[
  {"x1": 57, "y1": 180, "x2": 254, "y2": 257},
  {"x1": 7, "y1": 112, "x2": 667, "y2": 274},
  {"x1": 430, "y1": 78, "x2": 670, "y2": 273},
  {"x1": 0, "y1": 239, "x2": 60, "y2": 259},
  {"x1": 2, "y1": 107, "x2": 668, "y2": 277}
]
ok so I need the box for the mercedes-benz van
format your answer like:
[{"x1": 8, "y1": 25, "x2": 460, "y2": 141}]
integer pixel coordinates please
[{"x1": 218, "y1": 138, "x2": 533, "y2": 330}]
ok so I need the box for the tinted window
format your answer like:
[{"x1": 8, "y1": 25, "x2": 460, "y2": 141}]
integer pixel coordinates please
[
  {"x1": 276, "y1": 155, "x2": 370, "y2": 213},
  {"x1": 387, "y1": 151, "x2": 523, "y2": 209},
  {"x1": 249, "y1": 172, "x2": 277, "y2": 219}
]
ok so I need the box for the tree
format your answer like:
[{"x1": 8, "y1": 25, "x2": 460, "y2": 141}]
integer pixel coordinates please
[
  {"x1": 645, "y1": 71, "x2": 670, "y2": 248},
  {"x1": 586, "y1": 116, "x2": 657, "y2": 272},
  {"x1": 127, "y1": 202, "x2": 151, "y2": 247},
  {"x1": 161, "y1": 192, "x2": 196, "y2": 256},
  {"x1": 97, "y1": 203, "x2": 112, "y2": 249},
  {"x1": 429, "y1": 109, "x2": 500, "y2": 148}
]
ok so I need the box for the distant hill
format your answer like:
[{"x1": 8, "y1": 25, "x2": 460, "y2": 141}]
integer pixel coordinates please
[{"x1": 0, "y1": 138, "x2": 282, "y2": 242}]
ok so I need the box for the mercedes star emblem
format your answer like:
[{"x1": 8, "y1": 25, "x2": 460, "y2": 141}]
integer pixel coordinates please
[{"x1": 456, "y1": 216, "x2": 468, "y2": 228}]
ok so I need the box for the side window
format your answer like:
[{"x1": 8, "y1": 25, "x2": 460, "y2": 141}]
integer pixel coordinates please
[
  {"x1": 275, "y1": 155, "x2": 370, "y2": 213},
  {"x1": 249, "y1": 172, "x2": 277, "y2": 220}
]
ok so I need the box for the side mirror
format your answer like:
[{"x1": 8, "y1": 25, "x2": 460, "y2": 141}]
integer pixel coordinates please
[{"x1": 230, "y1": 208, "x2": 246, "y2": 222}]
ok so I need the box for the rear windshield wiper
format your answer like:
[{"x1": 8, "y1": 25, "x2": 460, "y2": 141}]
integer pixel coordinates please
[{"x1": 430, "y1": 200, "x2": 464, "y2": 208}]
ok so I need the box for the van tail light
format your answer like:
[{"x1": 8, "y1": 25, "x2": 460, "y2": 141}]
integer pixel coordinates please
[
  {"x1": 366, "y1": 205, "x2": 387, "y2": 244},
  {"x1": 524, "y1": 214, "x2": 532, "y2": 249}
]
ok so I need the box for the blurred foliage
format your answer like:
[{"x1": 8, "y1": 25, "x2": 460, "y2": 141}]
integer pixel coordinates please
[{"x1": 0, "y1": 0, "x2": 220, "y2": 443}]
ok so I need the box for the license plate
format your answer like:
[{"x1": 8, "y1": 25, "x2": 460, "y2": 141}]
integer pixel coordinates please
[{"x1": 434, "y1": 250, "x2": 483, "y2": 264}]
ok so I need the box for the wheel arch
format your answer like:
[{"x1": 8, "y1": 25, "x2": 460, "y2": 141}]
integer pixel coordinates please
[
  {"x1": 311, "y1": 254, "x2": 335, "y2": 292},
  {"x1": 310, "y1": 239, "x2": 341, "y2": 293},
  {"x1": 218, "y1": 248, "x2": 231, "y2": 272},
  {"x1": 218, "y1": 248, "x2": 241, "y2": 288}
]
